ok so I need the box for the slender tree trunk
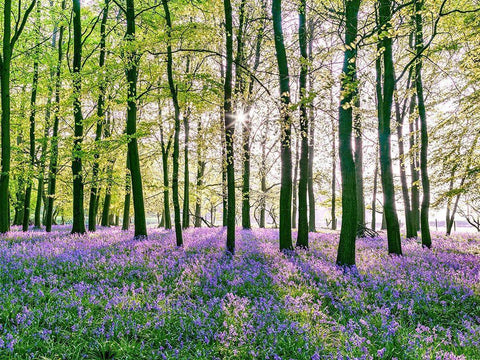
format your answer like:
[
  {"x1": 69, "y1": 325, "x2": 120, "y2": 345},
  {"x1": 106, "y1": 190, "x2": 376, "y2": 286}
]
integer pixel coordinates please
[
  {"x1": 295, "y1": 0, "x2": 309, "y2": 248},
  {"x1": 161, "y1": 138, "x2": 172, "y2": 230},
  {"x1": 194, "y1": 119, "x2": 205, "y2": 228},
  {"x1": 14, "y1": 126, "x2": 26, "y2": 226},
  {"x1": 395, "y1": 76, "x2": 416, "y2": 238},
  {"x1": 414, "y1": 0, "x2": 431, "y2": 248},
  {"x1": 371, "y1": 144, "x2": 379, "y2": 230},
  {"x1": 182, "y1": 56, "x2": 191, "y2": 229},
  {"x1": 354, "y1": 98, "x2": 365, "y2": 235},
  {"x1": 307, "y1": 20, "x2": 315, "y2": 233},
  {"x1": 377, "y1": 0, "x2": 402, "y2": 255},
  {"x1": 122, "y1": 152, "x2": 131, "y2": 231},
  {"x1": 331, "y1": 101, "x2": 336, "y2": 231},
  {"x1": 336, "y1": 0, "x2": 360, "y2": 266},
  {"x1": 100, "y1": 112, "x2": 113, "y2": 226},
  {"x1": 272, "y1": 0, "x2": 293, "y2": 251},
  {"x1": 224, "y1": 0, "x2": 235, "y2": 254},
  {"x1": 23, "y1": 7, "x2": 40, "y2": 232},
  {"x1": 101, "y1": 162, "x2": 114, "y2": 227},
  {"x1": 45, "y1": 0, "x2": 65, "y2": 232},
  {"x1": 232, "y1": 0, "x2": 248, "y2": 230},
  {"x1": 219, "y1": 56, "x2": 228, "y2": 228},
  {"x1": 221, "y1": 115, "x2": 228, "y2": 227},
  {"x1": 34, "y1": 15, "x2": 56, "y2": 229},
  {"x1": 260, "y1": 120, "x2": 268, "y2": 228},
  {"x1": 71, "y1": 0, "x2": 86, "y2": 234},
  {"x1": 88, "y1": 0, "x2": 109, "y2": 232},
  {"x1": 125, "y1": 0, "x2": 147, "y2": 238},
  {"x1": 408, "y1": 92, "x2": 420, "y2": 231},
  {"x1": 292, "y1": 132, "x2": 299, "y2": 229},
  {"x1": 162, "y1": 0, "x2": 183, "y2": 246}
]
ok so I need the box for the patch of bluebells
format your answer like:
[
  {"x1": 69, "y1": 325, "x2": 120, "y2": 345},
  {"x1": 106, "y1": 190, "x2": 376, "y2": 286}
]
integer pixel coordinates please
[{"x1": 0, "y1": 225, "x2": 478, "y2": 359}]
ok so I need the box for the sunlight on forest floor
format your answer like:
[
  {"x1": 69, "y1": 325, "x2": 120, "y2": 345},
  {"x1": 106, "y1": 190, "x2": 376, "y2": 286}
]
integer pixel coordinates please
[{"x1": 0, "y1": 227, "x2": 478, "y2": 359}]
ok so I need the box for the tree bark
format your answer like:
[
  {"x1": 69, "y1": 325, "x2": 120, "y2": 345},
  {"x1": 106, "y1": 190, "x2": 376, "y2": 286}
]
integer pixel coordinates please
[
  {"x1": 292, "y1": 132, "x2": 299, "y2": 229},
  {"x1": 371, "y1": 144, "x2": 379, "y2": 230},
  {"x1": 336, "y1": 0, "x2": 359, "y2": 266},
  {"x1": 272, "y1": 0, "x2": 293, "y2": 251},
  {"x1": 182, "y1": 57, "x2": 191, "y2": 229},
  {"x1": 331, "y1": 96, "x2": 336, "y2": 231},
  {"x1": 224, "y1": 0, "x2": 235, "y2": 254},
  {"x1": 71, "y1": 0, "x2": 86, "y2": 234},
  {"x1": 414, "y1": 0, "x2": 431, "y2": 248},
  {"x1": 194, "y1": 119, "x2": 205, "y2": 227},
  {"x1": 162, "y1": 0, "x2": 183, "y2": 246},
  {"x1": 34, "y1": 12, "x2": 56, "y2": 229},
  {"x1": 354, "y1": 98, "x2": 365, "y2": 236},
  {"x1": 0, "y1": 0, "x2": 36, "y2": 232},
  {"x1": 125, "y1": 0, "x2": 147, "y2": 238},
  {"x1": 122, "y1": 152, "x2": 131, "y2": 231},
  {"x1": 296, "y1": 0, "x2": 309, "y2": 248},
  {"x1": 259, "y1": 120, "x2": 268, "y2": 228},
  {"x1": 307, "y1": 20, "x2": 315, "y2": 233},
  {"x1": 394, "y1": 74, "x2": 416, "y2": 238},
  {"x1": 377, "y1": 0, "x2": 402, "y2": 255},
  {"x1": 160, "y1": 119, "x2": 172, "y2": 230}
]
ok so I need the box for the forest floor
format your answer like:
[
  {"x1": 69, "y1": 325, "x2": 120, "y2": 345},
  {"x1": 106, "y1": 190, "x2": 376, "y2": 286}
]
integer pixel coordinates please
[{"x1": 0, "y1": 226, "x2": 479, "y2": 360}]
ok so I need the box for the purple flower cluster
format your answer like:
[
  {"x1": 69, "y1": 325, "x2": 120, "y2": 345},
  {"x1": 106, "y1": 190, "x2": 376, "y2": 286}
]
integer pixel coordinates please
[{"x1": 0, "y1": 226, "x2": 478, "y2": 359}]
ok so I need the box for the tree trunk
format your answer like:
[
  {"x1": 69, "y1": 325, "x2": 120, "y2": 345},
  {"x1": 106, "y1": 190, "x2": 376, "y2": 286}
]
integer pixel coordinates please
[
  {"x1": 23, "y1": 6, "x2": 40, "y2": 232},
  {"x1": 71, "y1": 0, "x2": 86, "y2": 234},
  {"x1": 377, "y1": 0, "x2": 402, "y2": 255},
  {"x1": 34, "y1": 16, "x2": 56, "y2": 229},
  {"x1": 371, "y1": 144, "x2": 379, "y2": 230},
  {"x1": 336, "y1": 0, "x2": 359, "y2": 266},
  {"x1": 331, "y1": 101, "x2": 336, "y2": 231},
  {"x1": 88, "y1": 0, "x2": 109, "y2": 232},
  {"x1": 395, "y1": 75, "x2": 416, "y2": 238},
  {"x1": 45, "y1": 0, "x2": 65, "y2": 233},
  {"x1": 194, "y1": 120, "x2": 205, "y2": 228},
  {"x1": 14, "y1": 125, "x2": 26, "y2": 225},
  {"x1": 292, "y1": 132, "x2": 299, "y2": 229},
  {"x1": 224, "y1": 0, "x2": 235, "y2": 254},
  {"x1": 296, "y1": 0, "x2": 309, "y2": 248},
  {"x1": 100, "y1": 113, "x2": 114, "y2": 227},
  {"x1": 354, "y1": 98, "x2": 365, "y2": 236},
  {"x1": 182, "y1": 57, "x2": 191, "y2": 229},
  {"x1": 162, "y1": 0, "x2": 183, "y2": 246},
  {"x1": 307, "y1": 20, "x2": 315, "y2": 233},
  {"x1": 125, "y1": 0, "x2": 147, "y2": 238},
  {"x1": 122, "y1": 152, "x2": 131, "y2": 231},
  {"x1": 272, "y1": 0, "x2": 293, "y2": 251},
  {"x1": 414, "y1": 0, "x2": 431, "y2": 248},
  {"x1": 259, "y1": 120, "x2": 268, "y2": 228}
]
